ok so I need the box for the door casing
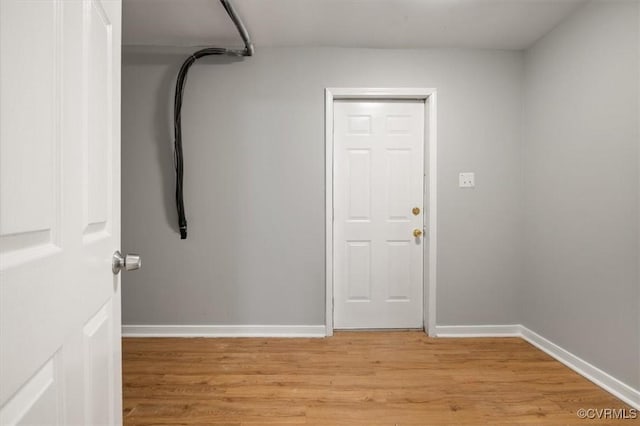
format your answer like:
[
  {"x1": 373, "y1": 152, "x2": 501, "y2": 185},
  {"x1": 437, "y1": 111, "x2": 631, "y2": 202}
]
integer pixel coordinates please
[{"x1": 325, "y1": 88, "x2": 437, "y2": 337}]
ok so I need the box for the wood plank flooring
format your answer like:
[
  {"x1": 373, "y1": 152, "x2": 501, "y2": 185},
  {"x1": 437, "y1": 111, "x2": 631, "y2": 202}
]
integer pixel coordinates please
[{"x1": 123, "y1": 331, "x2": 634, "y2": 425}]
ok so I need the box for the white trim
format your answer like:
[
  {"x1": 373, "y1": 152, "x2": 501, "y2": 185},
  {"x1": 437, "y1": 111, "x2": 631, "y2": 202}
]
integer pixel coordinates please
[
  {"x1": 520, "y1": 326, "x2": 640, "y2": 411},
  {"x1": 324, "y1": 87, "x2": 438, "y2": 337},
  {"x1": 426, "y1": 92, "x2": 438, "y2": 337},
  {"x1": 327, "y1": 87, "x2": 435, "y2": 99},
  {"x1": 122, "y1": 322, "x2": 640, "y2": 408},
  {"x1": 324, "y1": 89, "x2": 334, "y2": 337},
  {"x1": 122, "y1": 325, "x2": 326, "y2": 338},
  {"x1": 434, "y1": 324, "x2": 522, "y2": 337},
  {"x1": 434, "y1": 324, "x2": 640, "y2": 410}
]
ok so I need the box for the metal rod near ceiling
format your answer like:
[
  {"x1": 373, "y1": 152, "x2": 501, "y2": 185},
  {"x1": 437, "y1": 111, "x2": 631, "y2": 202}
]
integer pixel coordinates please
[
  {"x1": 220, "y1": 0, "x2": 254, "y2": 56},
  {"x1": 173, "y1": 0, "x2": 254, "y2": 240}
]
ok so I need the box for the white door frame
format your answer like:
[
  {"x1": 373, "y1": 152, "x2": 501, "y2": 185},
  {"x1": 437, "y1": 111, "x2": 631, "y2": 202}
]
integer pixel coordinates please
[{"x1": 325, "y1": 87, "x2": 437, "y2": 337}]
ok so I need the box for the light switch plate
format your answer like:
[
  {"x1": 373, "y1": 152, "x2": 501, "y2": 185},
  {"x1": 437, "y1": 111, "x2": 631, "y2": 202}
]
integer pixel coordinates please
[{"x1": 459, "y1": 172, "x2": 475, "y2": 188}]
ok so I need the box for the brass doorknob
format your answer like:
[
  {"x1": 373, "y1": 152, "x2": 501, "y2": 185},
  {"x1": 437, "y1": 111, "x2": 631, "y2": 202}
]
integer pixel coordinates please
[{"x1": 413, "y1": 229, "x2": 423, "y2": 238}]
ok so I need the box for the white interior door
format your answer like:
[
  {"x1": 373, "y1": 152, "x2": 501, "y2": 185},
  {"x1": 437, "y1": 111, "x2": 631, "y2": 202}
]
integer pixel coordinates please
[
  {"x1": 333, "y1": 100, "x2": 425, "y2": 329},
  {"x1": 1, "y1": 0, "x2": 123, "y2": 424}
]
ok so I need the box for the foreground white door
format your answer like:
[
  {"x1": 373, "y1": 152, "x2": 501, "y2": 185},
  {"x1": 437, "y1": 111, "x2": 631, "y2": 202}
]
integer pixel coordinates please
[
  {"x1": 333, "y1": 100, "x2": 425, "y2": 329},
  {"x1": 1, "y1": 0, "x2": 123, "y2": 424}
]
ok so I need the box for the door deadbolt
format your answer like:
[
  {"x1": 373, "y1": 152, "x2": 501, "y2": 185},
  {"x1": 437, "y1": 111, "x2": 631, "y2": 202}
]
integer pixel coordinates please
[{"x1": 412, "y1": 207, "x2": 420, "y2": 216}]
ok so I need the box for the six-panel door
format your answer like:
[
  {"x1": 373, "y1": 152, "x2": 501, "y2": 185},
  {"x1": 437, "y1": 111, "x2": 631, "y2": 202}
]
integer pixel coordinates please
[
  {"x1": 0, "y1": 0, "x2": 122, "y2": 424},
  {"x1": 333, "y1": 100, "x2": 425, "y2": 329}
]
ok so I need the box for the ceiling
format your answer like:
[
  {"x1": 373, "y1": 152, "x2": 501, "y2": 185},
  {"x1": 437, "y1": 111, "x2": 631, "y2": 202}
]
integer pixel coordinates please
[{"x1": 123, "y1": 0, "x2": 587, "y2": 50}]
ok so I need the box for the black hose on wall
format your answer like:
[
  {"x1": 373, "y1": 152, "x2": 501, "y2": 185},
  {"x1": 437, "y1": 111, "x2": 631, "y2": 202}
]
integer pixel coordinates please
[{"x1": 173, "y1": 1, "x2": 253, "y2": 240}]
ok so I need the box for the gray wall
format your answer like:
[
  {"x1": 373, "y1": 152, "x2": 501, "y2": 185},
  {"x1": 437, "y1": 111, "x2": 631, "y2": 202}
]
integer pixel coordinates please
[
  {"x1": 121, "y1": 0, "x2": 640, "y2": 393},
  {"x1": 121, "y1": 47, "x2": 524, "y2": 326},
  {"x1": 522, "y1": 0, "x2": 640, "y2": 389}
]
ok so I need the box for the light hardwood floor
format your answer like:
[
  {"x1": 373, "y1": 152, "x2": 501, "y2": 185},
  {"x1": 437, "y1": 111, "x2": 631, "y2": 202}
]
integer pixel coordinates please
[{"x1": 123, "y1": 331, "x2": 634, "y2": 425}]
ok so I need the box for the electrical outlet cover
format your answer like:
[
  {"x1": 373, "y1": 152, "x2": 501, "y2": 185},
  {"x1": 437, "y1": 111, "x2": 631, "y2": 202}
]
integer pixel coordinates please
[{"x1": 459, "y1": 172, "x2": 475, "y2": 188}]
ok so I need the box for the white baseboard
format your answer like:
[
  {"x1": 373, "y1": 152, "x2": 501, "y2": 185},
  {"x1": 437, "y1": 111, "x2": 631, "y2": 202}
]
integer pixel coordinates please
[
  {"x1": 434, "y1": 324, "x2": 522, "y2": 337},
  {"x1": 122, "y1": 324, "x2": 327, "y2": 338},
  {"x1": 520, "y1": 326, "x2": 640, "y2": 411},
  {"x1": 435, "y1": 324, "x2": 640, "y2": 410},
  {"x1": 122, "y1": 323, "x2": 639, "y2": 409}
]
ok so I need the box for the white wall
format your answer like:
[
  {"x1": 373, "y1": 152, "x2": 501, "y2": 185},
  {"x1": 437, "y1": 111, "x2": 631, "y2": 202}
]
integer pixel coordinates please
[
  {"x1": 522, "y1": 0, "x2": 640, "y2": 389},
  {"x1": 121, "y1": 47, "x2": 524, "y2": 327}
]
